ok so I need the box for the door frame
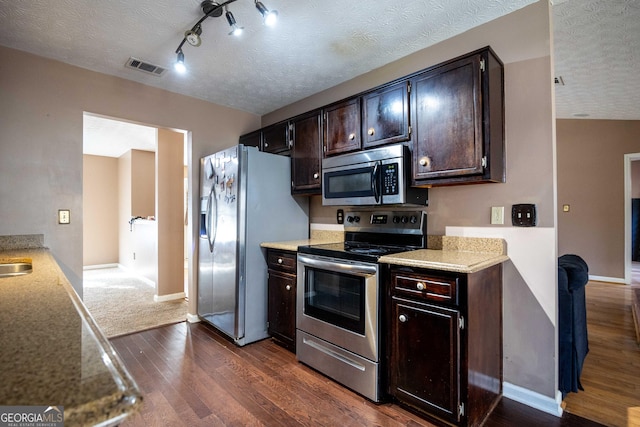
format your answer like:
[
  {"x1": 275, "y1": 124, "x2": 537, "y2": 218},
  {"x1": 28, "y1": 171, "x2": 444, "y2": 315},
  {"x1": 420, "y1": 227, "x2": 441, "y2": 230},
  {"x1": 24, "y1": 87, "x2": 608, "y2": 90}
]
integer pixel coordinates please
[{"x1": 624, "y1": 153, "x2": 640, "y2": 284}]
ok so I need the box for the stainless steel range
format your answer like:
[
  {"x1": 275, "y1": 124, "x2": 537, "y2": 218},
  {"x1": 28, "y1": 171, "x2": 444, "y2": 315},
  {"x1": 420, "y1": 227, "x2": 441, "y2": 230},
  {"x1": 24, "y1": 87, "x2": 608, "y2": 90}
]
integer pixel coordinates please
[{"x1": 296, "y1": 209, "x2": 426, "y2": 402}]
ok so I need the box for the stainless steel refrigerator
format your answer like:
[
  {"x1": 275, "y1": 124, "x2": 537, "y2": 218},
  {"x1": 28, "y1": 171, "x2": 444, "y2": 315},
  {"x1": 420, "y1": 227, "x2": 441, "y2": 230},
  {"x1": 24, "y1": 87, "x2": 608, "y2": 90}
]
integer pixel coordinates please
[{"x1": 198, "y1": 144, "x2": 309, "y2": 346}]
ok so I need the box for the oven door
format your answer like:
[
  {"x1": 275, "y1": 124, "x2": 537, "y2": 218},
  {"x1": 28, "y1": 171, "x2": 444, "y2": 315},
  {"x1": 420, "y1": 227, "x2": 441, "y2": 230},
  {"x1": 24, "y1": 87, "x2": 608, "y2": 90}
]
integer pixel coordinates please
[
  {"x1": 322, "y1": 161, "x2": 381, "y2": 206},
  {"x1": 296, "y1": 253, "x2": 379, "y2": 361}
]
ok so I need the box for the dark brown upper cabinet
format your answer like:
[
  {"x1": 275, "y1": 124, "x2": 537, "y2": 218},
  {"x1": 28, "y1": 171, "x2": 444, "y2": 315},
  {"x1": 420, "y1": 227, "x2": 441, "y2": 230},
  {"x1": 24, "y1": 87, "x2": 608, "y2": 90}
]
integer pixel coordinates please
[
  {"x1": 238, "y1": 129, "x2": 261, "y2": 148},
  {"x1": 262, "y1": 121, "x2": 291, "y2": 155},
  {"x1": 323, "y1": 97, "x2": 361, "y2": 157},
  {"x1": 411, "y1": 47, "x2": 504, "y2": 186},
  {"x1": 362, "y1": 81, "x2": 411, "y2": 149},
  {"x1": 291, "y1": 110, "x2": 323, "y2": 195}
]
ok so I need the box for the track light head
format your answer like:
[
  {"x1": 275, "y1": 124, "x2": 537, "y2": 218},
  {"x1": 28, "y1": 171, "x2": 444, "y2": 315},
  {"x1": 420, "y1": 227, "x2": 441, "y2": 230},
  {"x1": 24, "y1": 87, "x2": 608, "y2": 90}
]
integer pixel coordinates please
[
  {"x1": 255, "y1": 1, "x2": 278, "y2": 26},
  {"x1": 225, "y1": 9, "x2": 244, "y2": 36},
  {"x1": 174, "y1": 50, "x2": 186, "y2": 73},
  {"x1": 185, "y1": 24, "x2": 203, "y2": 47}
]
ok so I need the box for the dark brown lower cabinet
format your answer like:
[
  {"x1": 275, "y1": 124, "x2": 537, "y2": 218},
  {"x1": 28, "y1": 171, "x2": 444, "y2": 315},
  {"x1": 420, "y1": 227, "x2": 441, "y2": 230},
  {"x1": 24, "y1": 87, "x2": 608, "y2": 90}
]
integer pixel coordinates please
[
  {"x1": 267, "y1": 249, "x2": 297, "y2": 352},
  {"x1": 386, "y1": 264, "x2": 503, "y2": 427}
]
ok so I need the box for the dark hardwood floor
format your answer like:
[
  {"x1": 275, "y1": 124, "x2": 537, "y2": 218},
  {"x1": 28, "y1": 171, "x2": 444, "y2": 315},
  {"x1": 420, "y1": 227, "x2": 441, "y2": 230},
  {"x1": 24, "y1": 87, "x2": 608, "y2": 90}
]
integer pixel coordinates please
[{"x1": 112, "y1": 322, "x2": 603, "y2": 427}]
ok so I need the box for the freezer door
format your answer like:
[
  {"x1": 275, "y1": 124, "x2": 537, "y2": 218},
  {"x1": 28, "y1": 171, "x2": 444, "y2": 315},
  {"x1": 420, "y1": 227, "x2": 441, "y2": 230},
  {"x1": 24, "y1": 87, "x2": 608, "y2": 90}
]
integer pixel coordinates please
[{"x1": 206, "y1": 147, "x2": 242, "y2": 339}]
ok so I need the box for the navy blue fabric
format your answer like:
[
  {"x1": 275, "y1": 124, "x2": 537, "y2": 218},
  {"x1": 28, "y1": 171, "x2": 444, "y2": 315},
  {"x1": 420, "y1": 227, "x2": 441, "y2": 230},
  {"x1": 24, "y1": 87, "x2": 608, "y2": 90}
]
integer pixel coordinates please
[{"x1": 558, "y1": 254, "x2": 589, "y2": 397}]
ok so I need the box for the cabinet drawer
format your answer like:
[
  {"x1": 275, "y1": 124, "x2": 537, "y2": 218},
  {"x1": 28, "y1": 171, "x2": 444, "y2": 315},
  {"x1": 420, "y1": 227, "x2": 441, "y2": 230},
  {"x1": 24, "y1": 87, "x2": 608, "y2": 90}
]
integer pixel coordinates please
[
  {"x1": 267, "y1": 250, "x2": 297, "y2": 273},
  {"x1": 392, "y1": 272, "x2": 458, "y2": 305}
]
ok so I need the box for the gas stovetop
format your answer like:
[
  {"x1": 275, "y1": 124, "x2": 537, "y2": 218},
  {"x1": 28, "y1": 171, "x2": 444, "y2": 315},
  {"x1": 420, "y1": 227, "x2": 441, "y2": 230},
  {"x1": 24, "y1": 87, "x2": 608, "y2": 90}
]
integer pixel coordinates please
[{"x1": 298, "y1": 209, "x2": 426, "y2": 262}]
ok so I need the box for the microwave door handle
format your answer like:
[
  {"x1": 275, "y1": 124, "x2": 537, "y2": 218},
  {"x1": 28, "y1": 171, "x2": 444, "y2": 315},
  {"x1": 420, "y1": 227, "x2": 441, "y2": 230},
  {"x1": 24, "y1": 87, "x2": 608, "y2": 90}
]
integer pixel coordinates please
[{"x1": 372, "y1": 161, "x2": 380, "y2": 203}]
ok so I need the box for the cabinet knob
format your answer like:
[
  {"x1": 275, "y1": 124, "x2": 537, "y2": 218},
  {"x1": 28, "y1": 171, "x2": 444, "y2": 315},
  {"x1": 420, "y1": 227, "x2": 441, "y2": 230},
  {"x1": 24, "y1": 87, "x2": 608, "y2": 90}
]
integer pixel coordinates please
[
  {"x1": 264, "y1": 142, "x2": 269, "y2": 148},
  {"x1": 348, "y1": 133, "x2": 356, "y2": 141},
  {"x1": 416, "y1": 282, "x2": 426, "y2": 291},
  {"x1": 313, "y1": 173, "x2": 319, "y2": 179},
  {"x1": 399, "y1": 314, "x2": 408, "y2": 323},
  {"x1": 277, "y1": 258, "x2": 283, "y2": 264},
  {"x1": 368, "y1": 127, "x2": 375, "y2": 136},
  {"x1": 419, "y1": 157, "x2": 430, "y2": 167},
  {"x1": 285, "y1": 285, "x2": 291, "y2": 291}
]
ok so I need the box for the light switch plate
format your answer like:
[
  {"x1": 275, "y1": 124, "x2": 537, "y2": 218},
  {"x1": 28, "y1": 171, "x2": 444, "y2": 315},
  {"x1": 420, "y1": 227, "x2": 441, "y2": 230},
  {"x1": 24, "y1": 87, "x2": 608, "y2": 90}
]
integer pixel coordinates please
[
  {"x1": 58, "y1": 209, "x2": 70, "y2": 224},
  {"x1": 512, "y1": 204, "x2": 536, "y2": 227},
  {"x1": 491, "y1": 206, "x2": 504, "y2": 225}
]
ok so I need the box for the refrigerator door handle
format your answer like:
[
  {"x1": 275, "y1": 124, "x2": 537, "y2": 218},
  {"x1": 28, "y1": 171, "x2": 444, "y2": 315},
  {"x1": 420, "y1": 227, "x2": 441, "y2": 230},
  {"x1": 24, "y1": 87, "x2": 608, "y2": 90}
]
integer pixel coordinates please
[{"x1": 206, "y1": 187, "x2": 217, "y2": 253}]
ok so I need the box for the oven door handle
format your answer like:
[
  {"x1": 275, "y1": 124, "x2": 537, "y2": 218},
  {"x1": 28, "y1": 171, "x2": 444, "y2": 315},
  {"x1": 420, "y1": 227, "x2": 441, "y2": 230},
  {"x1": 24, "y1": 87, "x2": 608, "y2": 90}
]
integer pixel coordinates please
[
  {"x1": 298, "y1": 254, "x2": 377, "y2": 276},
  {"x1": 372, "y1": 161, "x2": 380, "y2": 203}
]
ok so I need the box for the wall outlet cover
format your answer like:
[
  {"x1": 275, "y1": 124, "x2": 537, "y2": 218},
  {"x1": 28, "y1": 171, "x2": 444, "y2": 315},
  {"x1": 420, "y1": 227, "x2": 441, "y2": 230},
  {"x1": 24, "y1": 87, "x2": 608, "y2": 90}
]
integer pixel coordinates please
[
  {"x1": 58, "y1": 209, "x2": 70, "y2": 224},
  {"x1": 512, "y1": 204, "x2": 536, "y2": 227}
]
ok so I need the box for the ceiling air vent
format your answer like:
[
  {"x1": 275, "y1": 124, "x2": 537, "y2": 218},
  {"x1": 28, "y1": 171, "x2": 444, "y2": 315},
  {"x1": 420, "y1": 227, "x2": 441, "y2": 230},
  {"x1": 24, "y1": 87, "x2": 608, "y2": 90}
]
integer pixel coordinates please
[{"x1": 125, "y1": 57, "x2": 167, "y2": 77}]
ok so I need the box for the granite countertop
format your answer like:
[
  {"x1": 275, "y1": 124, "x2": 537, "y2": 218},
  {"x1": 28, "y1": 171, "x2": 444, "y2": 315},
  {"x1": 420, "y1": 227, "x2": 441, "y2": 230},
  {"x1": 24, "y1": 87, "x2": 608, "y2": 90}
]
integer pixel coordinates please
[
  {"x1": 379, "y1": 236, "x2": 509, "y2": 273},
  {"x1": 261, "y1": 228, "x2": 345, "y2": 252},
  {"x1": 0, "y1": 247, "x2": 142, "y2": 426}
]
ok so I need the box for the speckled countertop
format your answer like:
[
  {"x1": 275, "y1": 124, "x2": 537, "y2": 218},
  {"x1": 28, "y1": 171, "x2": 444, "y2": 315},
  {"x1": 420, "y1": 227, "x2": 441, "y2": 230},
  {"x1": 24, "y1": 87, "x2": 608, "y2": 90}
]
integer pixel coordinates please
[
  {"x1": 260, "y1": 228, "x2": 344, "y2": 252},
  {"x1": 379, "y1": 236, "x2": 509, "y2": 273},
  {"x1": 261, "y1": 230, "x2": 508, "y2": 274},
  {"x1": 0, "y1": 244, "x2": 142, "y2": 426}
]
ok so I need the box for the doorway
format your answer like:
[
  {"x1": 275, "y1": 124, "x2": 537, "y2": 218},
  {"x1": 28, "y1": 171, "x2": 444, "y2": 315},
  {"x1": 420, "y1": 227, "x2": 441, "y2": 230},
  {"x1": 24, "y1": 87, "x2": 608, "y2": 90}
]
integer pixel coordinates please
[
  {"x1": 624, "y1": 153, "x2": 640, "y2": 284},
  {"x1": 82, "y1": 113, "x2": 192, "y2": 333}
]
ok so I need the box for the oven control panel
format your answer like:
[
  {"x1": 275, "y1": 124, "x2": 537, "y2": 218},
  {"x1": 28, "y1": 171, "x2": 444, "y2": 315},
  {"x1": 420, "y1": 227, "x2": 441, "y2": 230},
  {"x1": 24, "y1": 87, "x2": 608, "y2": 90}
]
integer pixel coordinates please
[{"x1": 344, "y1": 209, "x2": 425, "y2": 235}]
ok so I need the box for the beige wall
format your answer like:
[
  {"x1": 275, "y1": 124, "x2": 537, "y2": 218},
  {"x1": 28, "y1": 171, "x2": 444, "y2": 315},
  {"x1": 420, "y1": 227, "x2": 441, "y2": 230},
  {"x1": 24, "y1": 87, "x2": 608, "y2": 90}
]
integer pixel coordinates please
[
  {"x1": 0, "y1": 44, "x2": 260, "y2": 314},
  {"x1": 156, "y1": 129, "x2": 185, "y2": 297},
  {"x1": 131, "y1": 149, "x2": 155, "y2": 218},
  {"x1": 275, "y1": 1, "x2": 558, "y2": 400},
  {"x1": 557, "y1": 119, "x2": 640, "y2": 279},
  {"x1": 83, "y1": 154, "x2": 119, "y2": 265}
]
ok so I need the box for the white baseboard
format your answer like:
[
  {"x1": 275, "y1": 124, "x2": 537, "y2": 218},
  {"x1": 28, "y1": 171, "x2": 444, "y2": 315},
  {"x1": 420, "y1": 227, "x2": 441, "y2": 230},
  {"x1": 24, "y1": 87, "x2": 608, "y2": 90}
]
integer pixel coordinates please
[
  {"x1": 83, "y1": 263, "x2": 119, "y2": 270},
  {"x1": 503, "y1": 382, "x2": 563, "y2": 417},
  {"x1": 154, "y1": 292, "x2": 186, "y2": 303},
  {"x1": 186, "y1": 313, "x2": 200, "y2": 323},
  {"x1": 589, "y1": 275, "x2": 626, "y2": 284}
]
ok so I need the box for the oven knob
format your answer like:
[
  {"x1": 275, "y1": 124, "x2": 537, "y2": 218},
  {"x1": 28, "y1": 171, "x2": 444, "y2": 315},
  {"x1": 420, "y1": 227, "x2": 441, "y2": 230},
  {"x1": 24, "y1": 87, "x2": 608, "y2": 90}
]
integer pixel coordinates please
[
  {"x1": 347, "y1": 216, "x2": 354, "y2": 223},
  {"x1": 401, "y1": 216, "x2": 409, "y2": 223},
  {"x1": 393, "y1": 216, "x2": 400, "y2": 224},
  {"x1": 399, "y1": 314, "x2": 408, "y2": 323},
  {"x1": 410, "y1": 215, "x2": 418, "y2": 224},
  {"x1": 416, "y1": 282, "x2": 426, "y2": 291},
  {"x1": 353, "y1": 216, "x2": 360, "y2": 223}
]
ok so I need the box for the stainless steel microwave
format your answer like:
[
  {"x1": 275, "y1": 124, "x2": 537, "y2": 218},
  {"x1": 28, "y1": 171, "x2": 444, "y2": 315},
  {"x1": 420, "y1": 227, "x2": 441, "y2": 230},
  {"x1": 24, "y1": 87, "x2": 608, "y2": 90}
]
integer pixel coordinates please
[{"x1": 322, "y1": 144, "x2": 428, "y2": 206}]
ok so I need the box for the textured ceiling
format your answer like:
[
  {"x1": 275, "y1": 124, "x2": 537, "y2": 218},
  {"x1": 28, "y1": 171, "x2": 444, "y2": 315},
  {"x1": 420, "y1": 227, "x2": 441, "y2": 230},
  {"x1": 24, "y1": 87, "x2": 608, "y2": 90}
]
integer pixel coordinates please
[
  {"x1": 0, "y1": 0, "x2": 637, "y2": 158},
  {"x1": 553, "y1": 0, "x2": 640, "y2": 120}
]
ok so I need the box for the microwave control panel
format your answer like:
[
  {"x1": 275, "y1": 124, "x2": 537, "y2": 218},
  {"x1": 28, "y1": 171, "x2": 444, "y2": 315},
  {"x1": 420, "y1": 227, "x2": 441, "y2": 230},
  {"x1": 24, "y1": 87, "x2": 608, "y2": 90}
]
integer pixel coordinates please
[{"x1": 381, "y1": 163, "x2": 399, "y2": 195}]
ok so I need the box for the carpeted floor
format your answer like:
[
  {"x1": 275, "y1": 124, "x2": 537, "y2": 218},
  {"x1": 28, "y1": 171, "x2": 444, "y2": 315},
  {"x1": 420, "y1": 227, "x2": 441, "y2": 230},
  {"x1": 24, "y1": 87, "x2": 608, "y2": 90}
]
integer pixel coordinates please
[{"x1": 83, "y1": 267, "x2": 188, "y2": 338}]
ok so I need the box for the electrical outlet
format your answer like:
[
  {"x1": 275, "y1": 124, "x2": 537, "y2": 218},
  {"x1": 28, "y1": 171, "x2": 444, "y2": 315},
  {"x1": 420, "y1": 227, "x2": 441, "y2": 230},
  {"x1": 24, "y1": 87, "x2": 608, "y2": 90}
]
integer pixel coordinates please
[
  {"x1": 491, "y1": 206, "x2": 504, "y2": 225},
  {"x1": 58, "y1": 209, "x2": 70, "y2": 224}
]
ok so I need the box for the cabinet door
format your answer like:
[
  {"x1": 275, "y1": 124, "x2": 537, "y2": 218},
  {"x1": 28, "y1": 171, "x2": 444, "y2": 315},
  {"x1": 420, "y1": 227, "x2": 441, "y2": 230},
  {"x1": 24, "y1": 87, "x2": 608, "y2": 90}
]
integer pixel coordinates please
[
  {"x1": 412, "y1": 54, "x2": 483, "y2": 181},
  {"x1": 390, "y1": 297, "x2": 461, "y2": 425},
  {"x1": 362, "y1": 81, "x2": 410, "y2": 149},
  {"x1": 239, "y1": 129, "x2": 261, "y2": 148},
  {"x1": 324, "y1": 98, "x2": 361, "y2": 156},
  {"x1": 291, "y1": 110, "x2": 322, "y2": 195},
  {"x1": 262, "y1": 121, "x2": 291, "y2": 154},
  {"x1": 268, "y1": 270, "x2": 296, "y2": 351}
]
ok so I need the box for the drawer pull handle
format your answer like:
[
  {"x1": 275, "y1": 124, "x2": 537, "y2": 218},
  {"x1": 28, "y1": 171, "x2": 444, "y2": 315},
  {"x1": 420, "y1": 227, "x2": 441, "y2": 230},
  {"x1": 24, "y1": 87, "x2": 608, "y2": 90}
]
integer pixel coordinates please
[
  {"x1": 285, "y1": 285, "x2": 291, "y2": 291},
  {"x1": 348, "y1": 133, "x2": 356, "y2": 141},
  {"x1": 368, "y1": 127, "x2": 375, "y2": 136},
  {"x1": 416, "y1": 282, "x2": 426, "y2": 291},
  {"x1": 277, "y1": 258, "x2": 283, "y2": 264},
  {"x1": 399, "y1": 314, "x2": 408, "y2": 323}
]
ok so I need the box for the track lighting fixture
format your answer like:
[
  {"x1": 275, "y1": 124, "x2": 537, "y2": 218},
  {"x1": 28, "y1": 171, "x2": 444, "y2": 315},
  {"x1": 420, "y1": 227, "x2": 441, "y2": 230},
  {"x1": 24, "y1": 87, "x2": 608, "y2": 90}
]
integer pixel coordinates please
[
  {"x1": 174, "y1": 50, "x2": 186, "y2": 74},
  {"x1": 255, "y1": 1, "x2": 278, "y2": 26},
  {"x1": 174, "y1": 0, "x2": 278, "y2": 72},
  {"x1": 225, "y1": 7, "x2": 244, "y2": 36}
]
